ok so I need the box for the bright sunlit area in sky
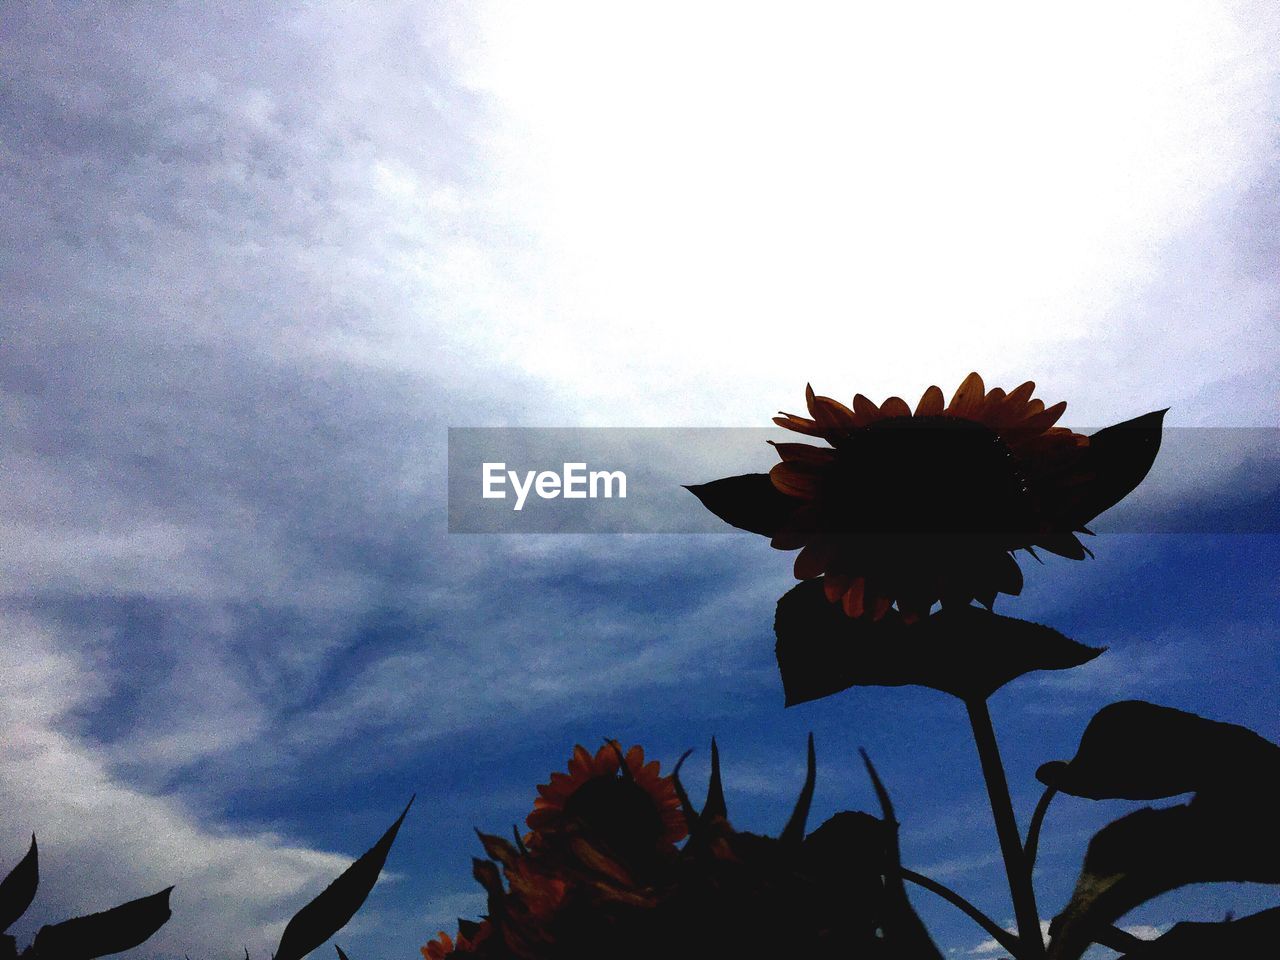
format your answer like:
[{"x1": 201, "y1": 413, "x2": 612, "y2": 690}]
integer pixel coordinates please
[{"x1": 435, "y1": 1, "x2": 1278, "y2": 425}]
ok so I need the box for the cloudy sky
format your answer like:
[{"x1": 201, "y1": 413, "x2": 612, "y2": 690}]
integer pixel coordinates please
[{"x1": 2, "y1": 2, "x2": 1278, "y2": 957}]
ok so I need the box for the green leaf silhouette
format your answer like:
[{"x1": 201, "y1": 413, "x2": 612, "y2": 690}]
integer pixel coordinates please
[
  {"x1": 274, "y1": 797, "x2": 413, "y2": 960},
  {"x1": 1036, "y1": 700, "x2": 1280, "y2": 800},
  {"x1": 775, "y1": 579, "x2": 1103, "y2": 705},
  {"x1": 684, "y1": 473, "x2": 799, "y2": 536},
  {"x1": 1044, "y1": 703, "x2": 1280, "y2": 960},
  {"x1": 0, "y1": 835, "x2": 37, "y2": 934},
  {"x1": 29, "y1": 886, "x2": 172, "y2": 959}
]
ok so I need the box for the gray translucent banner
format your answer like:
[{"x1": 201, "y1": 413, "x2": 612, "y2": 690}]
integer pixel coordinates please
[{"x1": 447, "y1": 427, "x2": 1280, "y2": 534}]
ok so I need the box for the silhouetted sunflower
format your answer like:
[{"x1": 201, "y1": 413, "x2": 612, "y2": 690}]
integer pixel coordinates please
[
  {"x1": 426, "y1": 738, "x2": 941, "y2": 959},
  {"x1": 689, "y1": 372, "x2": 1165, "y2": 621},
  {"x1": 527, "y1": 742, "x2": 687, "y2": 861}
]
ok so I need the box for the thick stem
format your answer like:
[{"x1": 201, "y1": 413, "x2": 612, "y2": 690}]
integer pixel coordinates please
[{"x1": 966, "y1": 697, "x2": 1045, "y2": 960}]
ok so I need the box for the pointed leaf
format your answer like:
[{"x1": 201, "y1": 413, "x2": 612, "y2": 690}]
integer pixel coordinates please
[
  {"x1": 30, "y1": 887, "x2": 172, "y2": 960},
  {"x1": 776, "y1": 579, "x2": 1103, "y2": 705},
  {"x1": 1036, "y1": 700, "x2": 1280, "y2": 800},
  {"x1": 684, "y1": 474, "x2": 800, "y2": 537},
  {"x1": 1047, "y1": 800, "x2": 1280, "y2": 960},
  {"x1": 860, "y1": 752, "x2": 944, "y2": 960},
  {"x1": 274, "y1": 797, "x2": 413, "y2": 960},
  {"x1": 702, "y1": 737, "x2": 727, "y2": 822},
  {"x1": 0, "y1": 835, "x2": 37, "y2": 933},
  {"x1": 1070, "y1": 409, "x2": 1167, "y2": 525},
  {"x1": 779, "y1": 734, "x2": 815, "y2": 844}
]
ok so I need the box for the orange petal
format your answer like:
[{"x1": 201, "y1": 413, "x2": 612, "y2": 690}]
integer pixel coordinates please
[
  {"x1": 870, "y1": 595, "x2": 893, "y2": 621},
  {"x1": 773, "y1": 414, "x2": 826, "y2": 437},
  {"x1": 915, "y1": 385, "x2": 945, "y2": 416},
  {"x1": 947, "y1": 372, "x2": 986, "y2": 418},
  {"x1": 842, "y1": 578, "x2": 866, "y2": 617},
  {"x1": 852, "y1": 393, "x2": 882, "y2": 425},
  {"x1": 1006, "y1": 380, "x2": 1036, "y2": 407},
  {"x1": 823, "y1": 573, "x2": 853, "y2": 602},
  {"x1": 570, "y1": 745, "x2": 592, "y2": 774},
  {"x1": 770, "y1": 462, "x2": 822, "y2": 498},
  {"x1": 880, "y1": 396, "x2": 911, "y2": 419},
  {"x1": 794, "y1": 542, "x2": 831, "y2": 579},
  {"x1": 1020, "y1": 398, "x2": 1045, "y2": 419},
  {"x1": 1019, "y1": 399, "x2": 1067, "y2": 433},
  {"x1": 810, "y1": 394, "x2": 858, "y2": 429}
]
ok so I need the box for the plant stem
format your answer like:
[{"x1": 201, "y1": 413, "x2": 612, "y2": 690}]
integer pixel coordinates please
[
  {"x1": 901, "y1": 868, "x2": 1021, "y2": 957},
  {"x1": 1023, "y1": 783, "x2": 1058, "y2": 874},
  {"x1": 966, "y1": 697, "x2": 1045, "y2": 960}
]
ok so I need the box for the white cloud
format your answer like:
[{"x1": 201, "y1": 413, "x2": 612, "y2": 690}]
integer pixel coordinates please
[{"x1": 0, "y1": 611, "x2": 376, "y2": 960}]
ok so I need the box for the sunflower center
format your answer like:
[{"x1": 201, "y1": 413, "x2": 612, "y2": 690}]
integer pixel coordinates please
[
  {"x1": 823, "y1": 416, "x2": 1036, "y2": 538},
  {"x1": 562, "y1": 774, "x2": 667, "y2": 865}
]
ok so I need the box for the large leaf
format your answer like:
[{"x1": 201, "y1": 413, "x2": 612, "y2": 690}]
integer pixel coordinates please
[
  {"x1": 1117, "y1": 905, "x2": 1280, "y2": 959},
  {"x1": 1069, "y1": 409, "x2": 1167, "y2": 526},
  {"x1": 1047, "y1": 801, "x2": 1280, "y2": 960},
  {"x1": 0, "y1": 835, "x2": 37, "y2": 934},
  {"x1": 1036, "y1": 700, "x2": 1280, "y2": 800},
  {"x1": 274, "y1": 797, "x2": 413, "y2": 960},
  {"x1": 29, "y1": 887, "x2": 172, "y2": 960},
  {"x1": 1044, "y1": 704, "x2": 1280, "y2": 960},
  {"x1": 775, "y1": 579, "x2": 1103, "y2": 705},
  {"x1": 684, "y1": 474, "x2": 800, "y2": 537}
]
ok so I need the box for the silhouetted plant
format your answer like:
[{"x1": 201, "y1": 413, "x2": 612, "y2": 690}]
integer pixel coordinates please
[
  {"x1": 422, "y1": 738, "x2": 945, "y2": 959},
  {"x1": 274, "y1": 797, "x2": 413, "y2": 960},
  {"x1": 679, "y1": 374, "x2": 1278, "y2": 957},
  {"x1": 1, "y1": 796, "x2": 410, "y2": 960},
  {"x1": 0, "y1": 834, "x2": 172, "y2": 960}
]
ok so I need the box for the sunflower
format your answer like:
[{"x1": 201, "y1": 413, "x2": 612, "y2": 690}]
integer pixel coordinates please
[
  {"x1": 527, "y1": 742, "x2": 688, "y2": 863},
  {"x1": 421, "y1": 921, "x2": 489, "y2": 959},
  {"x1": 690, "y1": 372, "x2": 1165, "y2": 622},
  {"x1": 766, "y1": 373, "x2": 1103, "y2": 621}
]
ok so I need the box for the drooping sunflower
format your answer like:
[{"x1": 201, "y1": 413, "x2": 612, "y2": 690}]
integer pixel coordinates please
[
  {"x1": 690, "y1": 372, "x2": 1164, "y2": 621},
  {"x1": 527, "y1": 742, "x2": 688, "y2": 862}
]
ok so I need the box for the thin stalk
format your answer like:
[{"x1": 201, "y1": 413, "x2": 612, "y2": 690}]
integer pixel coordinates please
[
  {"x1": 1023, "y1": 783, "x2": 1058, "y2": 874},
  {"x1": 901, "y1": 868, "x2": 1021, "y2": 957},
  {"x1": 966, "y1": 698, "x2": 1045, "y2": 959}
]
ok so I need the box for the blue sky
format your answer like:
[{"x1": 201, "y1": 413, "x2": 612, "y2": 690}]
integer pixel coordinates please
[{"x1": 1, "y1": 2, "x2": 1278, "y2": 958}]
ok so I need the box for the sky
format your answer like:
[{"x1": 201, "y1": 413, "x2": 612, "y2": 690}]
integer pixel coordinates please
[{"x1": 1, "y1": 2, "x2": 1278, "y2": 958}]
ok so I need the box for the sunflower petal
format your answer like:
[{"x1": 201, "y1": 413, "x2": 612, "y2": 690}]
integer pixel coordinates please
[
  {"x1": 794, "y1": 542, "x2": 831, "y2": 579},
  {"x1": 915, "y1": 385, "x2": 946, "y2": 416},
  {"x1": 879, "y1": 396, "x2": 912, "y2": 419},
  {"x1": 852, "y1": 393, "x2": 882, "y2": 425},
  {"x1": 947, "y1": 372, "x2": 986, "y2": 418},
  {"x1": 771, "y1": 462, "x2": 822, "y2": 498},
  {"x1": 773, "y1": 414, "x2": 826, "y2": 437},
  {"x1": 842, "y1": 578, "x2": 866, "y2": 618}
]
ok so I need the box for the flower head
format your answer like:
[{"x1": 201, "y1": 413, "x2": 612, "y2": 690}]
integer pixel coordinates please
[
  {"x1": 689, "y1": 373, "x2": 1165, "y2": 622},
  {"x1": 768, "y1": 373, "x2": 1099, "y2": 620},
  {"x1": 527, "y1": 742, "x2": 687, "y2": 863}
]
